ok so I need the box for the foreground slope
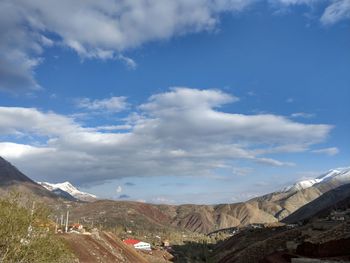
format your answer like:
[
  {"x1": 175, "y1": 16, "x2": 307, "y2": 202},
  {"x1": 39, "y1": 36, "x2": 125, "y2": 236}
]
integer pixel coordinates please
[{"x1": 62, "y1": 231, "x2": 151, "y2": 263}]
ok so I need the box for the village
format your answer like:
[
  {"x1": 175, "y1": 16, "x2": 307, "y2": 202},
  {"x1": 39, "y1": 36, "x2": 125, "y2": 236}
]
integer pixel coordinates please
[{"x1": 54, "y1": 210, "x2": 175, "y2": 255}]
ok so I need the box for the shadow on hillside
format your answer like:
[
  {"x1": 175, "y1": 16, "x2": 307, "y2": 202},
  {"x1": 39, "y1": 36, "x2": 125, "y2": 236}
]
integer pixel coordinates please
[
  {"x1": 282, "y1": 183, "x2": 350, "y2": 224},
  {"x1": 170, "y1": 241, "x2": 215, "y2": 263}
]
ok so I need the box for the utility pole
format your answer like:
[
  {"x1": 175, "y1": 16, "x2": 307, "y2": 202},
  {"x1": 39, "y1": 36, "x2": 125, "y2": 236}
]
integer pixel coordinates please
[
  {"x1": 55, "y1": 217, "x2": 58, "y2": 234},
  {"x1": 65, "y1": 210, "x2": 69, "y2": 233},
  {"x1": 27, "y1": 201, "x2": 35, "y2": 238}
]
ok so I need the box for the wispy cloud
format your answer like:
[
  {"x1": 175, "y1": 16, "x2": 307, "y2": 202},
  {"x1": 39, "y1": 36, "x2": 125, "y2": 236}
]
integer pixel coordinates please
[
  {"x1": 118, "y1": 55, "x2": 137, "y2": 70},
  {"x1": 75, "y1": 96, "x2": 129, "y2": 113},
  {"x1": 321, "y1": 0, "x2": 350, "y2": 25},
  {"x1": 232, "y1": 167, "x2": 253, "y2": 176},
  {"x1": 0, "y1": 0, "x2": 348, "y2": 92},
  {"x1": 312, "y1": 147, "x2": 339, "y2": 156},
  {"x1": 290, "y1": 112, "x2": 315, "y2": 118}
]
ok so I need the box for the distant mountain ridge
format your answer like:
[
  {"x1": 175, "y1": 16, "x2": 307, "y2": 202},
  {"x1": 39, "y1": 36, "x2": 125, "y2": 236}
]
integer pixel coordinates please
[
  {"x1": 38, "y1": 181, "x2": 97, "y2": 202},
  {"x1": 69, "y1": 167, "x2": 350, "y2": 234},
  {"x1": 2, "y1": 155, "x2": 350, "y2": 234},
  {"x1": 281, "y1": 167, "x2": 350, "y2": 193}
]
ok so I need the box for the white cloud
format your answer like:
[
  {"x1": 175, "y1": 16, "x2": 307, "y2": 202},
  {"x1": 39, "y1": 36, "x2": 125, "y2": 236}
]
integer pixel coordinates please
[
  {"x1": 94, "y1": 125, "x2": 132, "y2": 131},
  {"x1": 0, "y1": 142, "x2": 54, "y2": 159},
  {"x1": 0, "y1": 88, "x2": 334, "y2": 185},
  {"x1": 312, "y1": 147, "x2": 339, "y2": 156},
  {"x1": 232, "y1": 167, "x2": 253, "y2": 176},
  {"x1": 118, "y1": 55, "x2": 137, "y2": 69},
  {"x1": 116, "y1": 185, "x2": 123, "y2": 193},
  {"x1": 321, "y1": 0, "x2": 350, "y2": 25},
  {"x1": 1, "y1": 0, "x2": 349, "y2": 92},
  {"x1": 273, "y1": 0, "x2": 350, "y2": 25},
  {"x1": 76, "y1": 96, "x2": 129, "y2": 112},
  {"x1": 291, "y1": 112, "x2": 315, "y2": 118},
  {"x1": 0, "y1": 0, "x2": 252, "y2": 92}
]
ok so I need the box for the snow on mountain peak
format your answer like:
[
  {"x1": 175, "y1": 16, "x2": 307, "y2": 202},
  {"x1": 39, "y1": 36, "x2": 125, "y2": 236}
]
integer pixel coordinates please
[
  {"x1": 282, "y1": 167, "x2": 350, "y2": 193},
  {"x1": 38, "y1": 181, "x2": 97, "y2": 201},
  {"x1": 281, "y1": 178, "x2": 321, "y2": 193},
  {"x1": 316, "y1": 167, "x2": 350, "y2": 182}
]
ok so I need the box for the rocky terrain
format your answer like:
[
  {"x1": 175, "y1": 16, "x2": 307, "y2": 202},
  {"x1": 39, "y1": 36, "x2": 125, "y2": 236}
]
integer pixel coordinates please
[
  {"x1": 283, "y1": 183, "x2": 350, "y2": 224},
  {"x1": 212, "y1": 218, "x2": 350, "y2": 262}
]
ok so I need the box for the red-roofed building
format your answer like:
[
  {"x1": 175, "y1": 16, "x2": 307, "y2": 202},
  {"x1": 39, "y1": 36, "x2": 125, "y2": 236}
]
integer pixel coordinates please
[{"x1": 123, "y1": 239, "x2": 140, "y2": 245}]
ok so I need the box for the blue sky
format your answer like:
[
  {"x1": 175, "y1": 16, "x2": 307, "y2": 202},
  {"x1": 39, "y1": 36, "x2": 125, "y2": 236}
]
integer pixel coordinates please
[{"x1": 0, "y1": 0, "x2": 349, "y2": 204}]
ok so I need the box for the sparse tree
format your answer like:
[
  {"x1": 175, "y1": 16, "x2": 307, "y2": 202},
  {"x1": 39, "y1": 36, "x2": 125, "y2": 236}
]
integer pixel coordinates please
[{"x1": 0, "y1": 193, "x2": 75, "y2": 263}]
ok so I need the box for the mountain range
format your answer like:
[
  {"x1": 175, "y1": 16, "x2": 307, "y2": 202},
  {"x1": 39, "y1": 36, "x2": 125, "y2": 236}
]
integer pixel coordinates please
[
  {"x1": 1, "y1": 155, "x2": 350, "y2": 234},
  {"x1": 68, "y1": 167, "x2": 350, "y2": 233},
  {"x1": 281, "y1": 167, "x2": 350, "y2": 193}
]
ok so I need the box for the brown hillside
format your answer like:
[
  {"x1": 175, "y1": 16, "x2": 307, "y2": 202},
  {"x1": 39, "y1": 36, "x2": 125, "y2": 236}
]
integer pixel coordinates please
[{"x1": 62, "y1": 231, "x2": 150, "y2": 263}]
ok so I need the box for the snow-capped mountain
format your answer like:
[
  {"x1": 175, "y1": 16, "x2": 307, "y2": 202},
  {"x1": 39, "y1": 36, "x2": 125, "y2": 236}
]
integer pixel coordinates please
[
  {"x1": 281, "y1": 178, "x2": 321, "y2": 193},
  {"x1": 282, "y1": 167, "x2": 350, "y2": 193},
  {"x1": 38, "y1": 181, "x2": 97, "y2": 202},
  {"x1": 316, "y1": 167, "x2": 350, "y2": 183}
]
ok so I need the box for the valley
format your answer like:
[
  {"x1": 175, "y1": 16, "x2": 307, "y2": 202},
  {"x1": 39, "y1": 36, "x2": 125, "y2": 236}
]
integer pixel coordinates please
[
  {"x1": 1, "y1": 2, "x2": 349, "y2": 261},
  {"x1": 1, "y1": 155, "x2": 350, "y2": 262}
]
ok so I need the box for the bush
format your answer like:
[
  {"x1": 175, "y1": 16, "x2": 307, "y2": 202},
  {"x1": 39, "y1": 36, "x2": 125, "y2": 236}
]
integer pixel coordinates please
[{"x1": 0, "y1": 194, "x2": 75, "y2": 263}]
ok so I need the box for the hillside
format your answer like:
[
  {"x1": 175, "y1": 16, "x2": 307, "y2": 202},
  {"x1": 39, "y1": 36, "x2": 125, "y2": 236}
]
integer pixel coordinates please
[
  {"x1": 283, "y1": 183, "x2": 350, "y2": 223},
  {"x1": 61, "y1": 231, "x2": 171, "y2": 263},
  {"x1": 0, "y1": 156, "x2": 58, "y2": 200},
  {"x1": 212, "y1": 219, "x2": 350, "y2": 262}
]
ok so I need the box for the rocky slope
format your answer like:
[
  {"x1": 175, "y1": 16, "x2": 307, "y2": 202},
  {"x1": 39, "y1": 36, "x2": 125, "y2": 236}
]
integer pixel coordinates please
[{"x1": 283, "y1": 183, "x2": 350, "y2": 223}]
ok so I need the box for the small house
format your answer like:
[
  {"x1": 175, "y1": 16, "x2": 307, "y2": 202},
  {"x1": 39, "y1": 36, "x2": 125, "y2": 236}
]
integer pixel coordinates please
[{"x1": 123, "y1": 239, "x2": 151, "y2": 251}]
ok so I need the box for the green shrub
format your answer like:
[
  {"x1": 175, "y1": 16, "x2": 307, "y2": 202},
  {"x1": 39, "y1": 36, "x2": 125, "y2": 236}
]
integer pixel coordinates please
[{"x1": 0, "y1": 194, "x2": 75, "y2": 263}]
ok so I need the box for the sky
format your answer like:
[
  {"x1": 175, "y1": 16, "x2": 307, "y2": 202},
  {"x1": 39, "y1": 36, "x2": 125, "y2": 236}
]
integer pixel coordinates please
[{"x1": 0, "y1": 0, "x2": 349, "y2": 204}]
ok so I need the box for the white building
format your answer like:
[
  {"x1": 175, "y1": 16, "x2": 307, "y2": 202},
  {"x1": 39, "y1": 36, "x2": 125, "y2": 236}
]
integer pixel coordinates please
[
  {"x1": 134, "y1": 241, "x2": 151, "y2": 251},
  {"x1": 123, "y1": 239, "x2": 152, "y2": 251}
]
